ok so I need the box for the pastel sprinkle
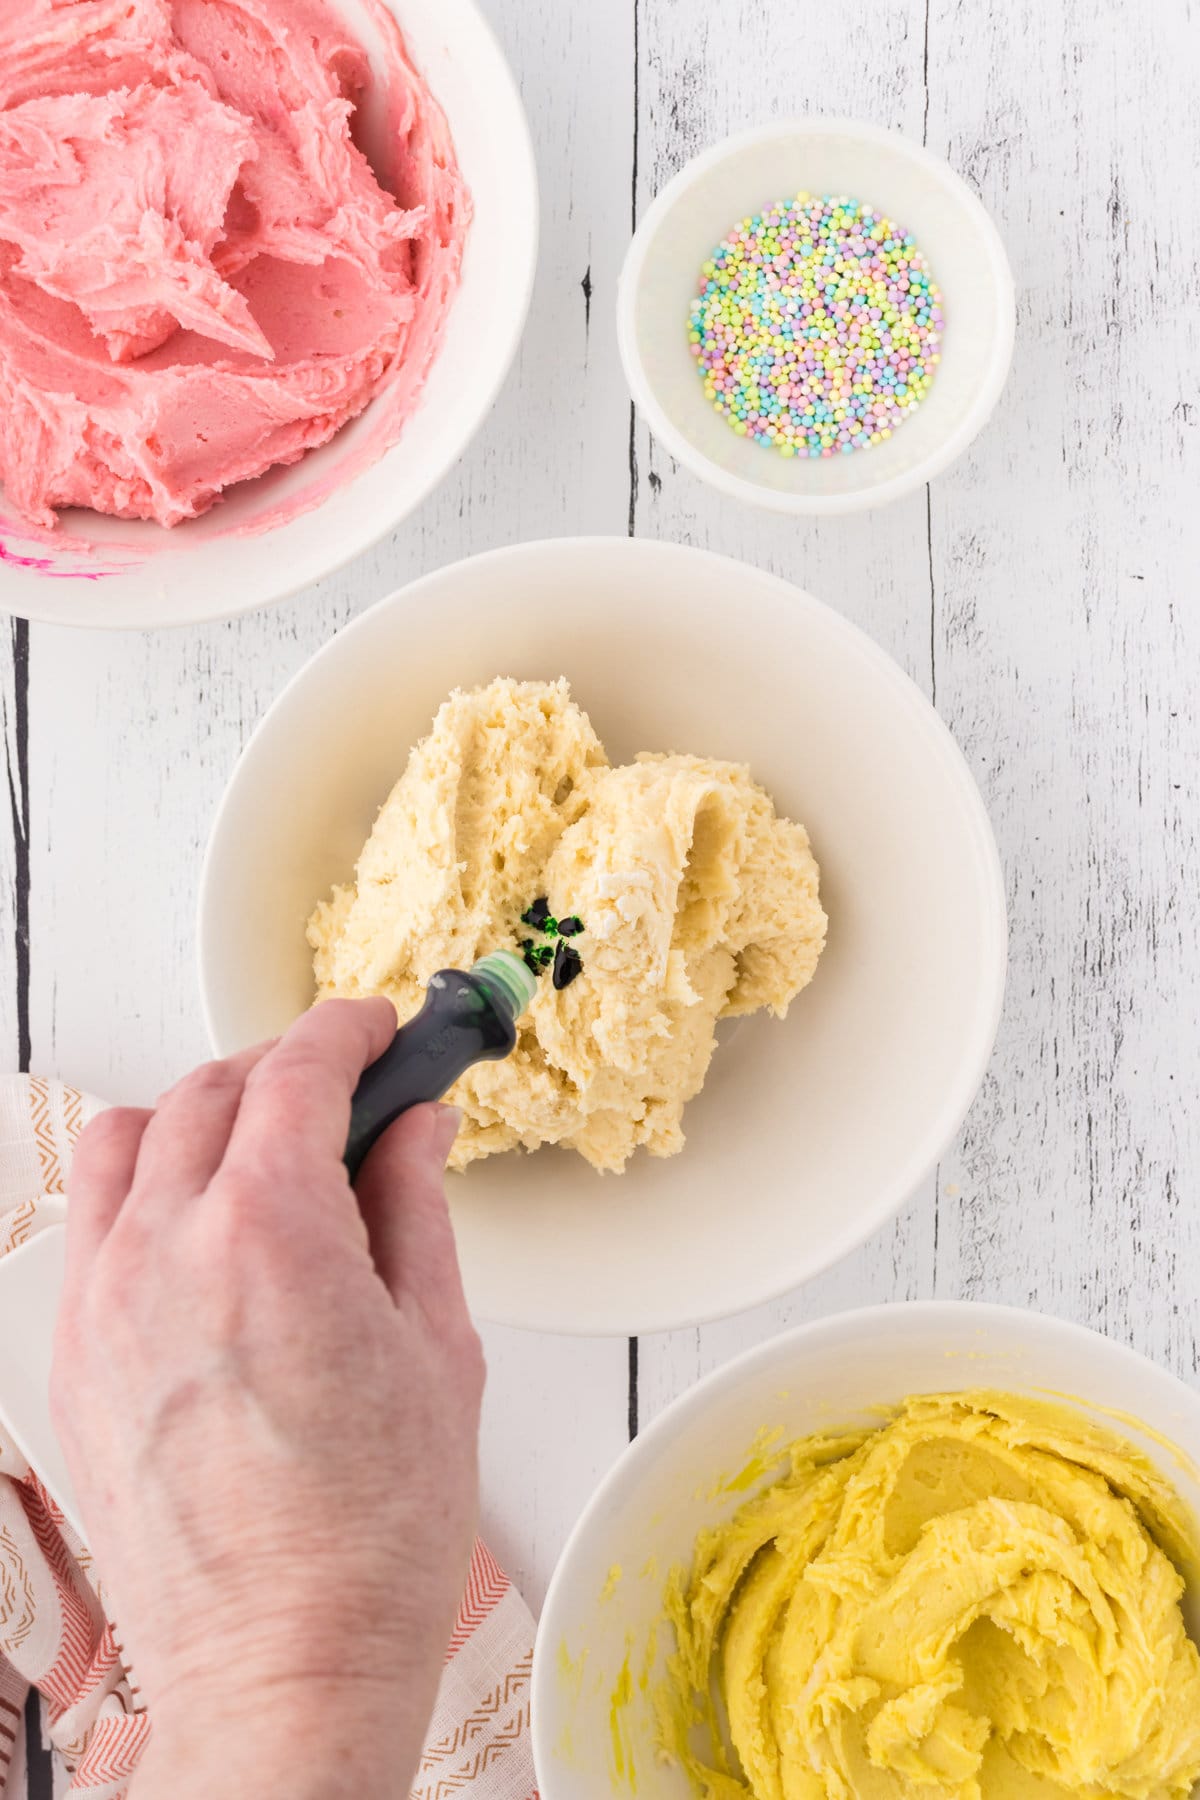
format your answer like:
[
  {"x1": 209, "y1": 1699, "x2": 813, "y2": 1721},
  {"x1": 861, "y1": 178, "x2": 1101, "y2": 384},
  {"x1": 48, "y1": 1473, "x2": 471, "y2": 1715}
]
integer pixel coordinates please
[{"x1": 689, "y1": 192, "x2": 943, "y2": 459}]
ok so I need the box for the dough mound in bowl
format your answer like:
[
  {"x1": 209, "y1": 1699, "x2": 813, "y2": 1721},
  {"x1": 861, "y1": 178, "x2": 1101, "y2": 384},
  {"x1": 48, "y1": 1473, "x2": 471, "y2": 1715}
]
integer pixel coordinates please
[{"x1": 308, "y1": 677, "x2": 827, "y2": 1172}]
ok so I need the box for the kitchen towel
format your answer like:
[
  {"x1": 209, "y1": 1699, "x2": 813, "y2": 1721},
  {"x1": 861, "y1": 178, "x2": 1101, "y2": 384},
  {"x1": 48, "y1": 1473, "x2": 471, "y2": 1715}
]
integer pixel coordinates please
[{"x1": 0, "y1": 1075, "x2": 536, "y2": 1800}]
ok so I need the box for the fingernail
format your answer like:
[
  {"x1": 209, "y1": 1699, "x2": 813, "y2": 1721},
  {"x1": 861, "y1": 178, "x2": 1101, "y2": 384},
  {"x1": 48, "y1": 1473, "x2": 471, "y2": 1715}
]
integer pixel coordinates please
[{"x1": 432, "y1": 1104, "x2": 462, "y2": 1160}]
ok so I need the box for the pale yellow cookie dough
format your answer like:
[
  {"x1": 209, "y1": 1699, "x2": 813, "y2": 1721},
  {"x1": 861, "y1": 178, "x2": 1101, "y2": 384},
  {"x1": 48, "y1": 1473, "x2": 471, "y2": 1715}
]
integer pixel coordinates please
[
  {"x1": 307, "y1": 677, "x2": 826, "y2": 1171},
  {"x1": 659, "y1": 1392, "x2": 1200, "y2": 1800}
]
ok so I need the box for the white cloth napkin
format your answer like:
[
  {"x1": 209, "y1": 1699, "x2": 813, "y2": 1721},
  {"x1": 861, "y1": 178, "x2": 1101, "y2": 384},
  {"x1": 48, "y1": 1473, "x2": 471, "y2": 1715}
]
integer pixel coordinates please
[{"x1": 0, "y1": 1076, "x2": 537, "y2": 1800}]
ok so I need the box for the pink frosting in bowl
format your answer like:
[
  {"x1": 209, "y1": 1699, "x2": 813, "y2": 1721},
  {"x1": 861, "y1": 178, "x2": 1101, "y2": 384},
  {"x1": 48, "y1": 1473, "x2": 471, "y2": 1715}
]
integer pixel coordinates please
[{"x1": 0, "y1": 0, "x2": 537, "y2": 625}]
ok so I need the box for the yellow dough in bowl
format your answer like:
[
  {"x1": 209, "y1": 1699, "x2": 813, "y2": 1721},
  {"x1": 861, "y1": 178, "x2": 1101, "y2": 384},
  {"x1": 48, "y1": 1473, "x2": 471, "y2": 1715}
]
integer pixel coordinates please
[
  {"x1": 307, "y1": 677, "x2": 826, "y2": 1171},
  {"x1": 659, "y1": 1392, "x2": 1200, "y2": 1800}
]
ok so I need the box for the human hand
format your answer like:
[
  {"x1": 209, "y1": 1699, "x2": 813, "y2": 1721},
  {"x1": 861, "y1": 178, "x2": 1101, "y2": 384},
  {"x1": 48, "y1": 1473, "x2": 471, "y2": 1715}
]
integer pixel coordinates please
[{"x1": 51, "y1": 999, "x2": 484, "y2": 1800}]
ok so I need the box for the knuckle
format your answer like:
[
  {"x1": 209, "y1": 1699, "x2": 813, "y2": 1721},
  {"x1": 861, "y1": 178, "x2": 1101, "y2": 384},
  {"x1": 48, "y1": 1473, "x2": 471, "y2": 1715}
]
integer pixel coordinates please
[
  {"x1": 202, "y1": 1170, "x2": 283, "y2": 1247},
  {"x1": 291, "y1": 995, "x2": 393, "y2": 1057},
  {"x1": 93, "y1": 1212, "x2": 155, "y2": 1288},
  {"x1": 310, "y1": 995, "x2": 378, "y2": 1031},
  {"x1": 242, "y1": 1040, "x2": 320, "y2": 1100},
  {"x1": 73, "y1": 1106, "x2": 138, "y2": 1168},
  {"x1": 204, "y1": 1167, "x2": 261, "y2": 1225},
  {"x1": 80, "y1": 1106, "x2": 135, "y2": 1144},
  {"x1": 158, "y1": 1056, "x2": 243, "y2": 1109}
]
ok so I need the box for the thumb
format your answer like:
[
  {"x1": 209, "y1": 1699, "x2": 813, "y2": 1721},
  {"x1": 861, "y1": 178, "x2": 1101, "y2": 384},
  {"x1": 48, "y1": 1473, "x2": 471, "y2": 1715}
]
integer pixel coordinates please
[{"x1": 355, "y1": 1103, "x2": 467, "y2": 1318}]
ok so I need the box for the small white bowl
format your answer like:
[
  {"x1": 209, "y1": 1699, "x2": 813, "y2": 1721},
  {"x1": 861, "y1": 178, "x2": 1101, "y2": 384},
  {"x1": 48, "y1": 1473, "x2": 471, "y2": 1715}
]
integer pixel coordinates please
[
  {"x1": 532, "y1": 1302, "x2": 1200, "y2": 1800},
  {"x1": 618, "y1": 119, "x2": 1015, "y2": 514},
  {"x1": 199, "y1": 537, "x2": 1005, "y2": 1334},
  {"x1": 0, "y1": 0, "x2": 537, "y2": 630}
]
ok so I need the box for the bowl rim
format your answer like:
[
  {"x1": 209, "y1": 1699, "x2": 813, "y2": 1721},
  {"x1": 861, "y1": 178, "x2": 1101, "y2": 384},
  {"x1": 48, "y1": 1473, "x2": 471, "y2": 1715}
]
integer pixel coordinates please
[
  {"x1": 198, "y1": 535, "x2": 1007, "y2": 1331},
  {"x1": 616, "y1": 116, "x2": 1017, "y2": 517},
  {"x1": 530, "y1": 1298, "x2": 1200, "y2": 1790},
  {"x1": 0, "y1": 0, "x2": 539, "y2": 632}
]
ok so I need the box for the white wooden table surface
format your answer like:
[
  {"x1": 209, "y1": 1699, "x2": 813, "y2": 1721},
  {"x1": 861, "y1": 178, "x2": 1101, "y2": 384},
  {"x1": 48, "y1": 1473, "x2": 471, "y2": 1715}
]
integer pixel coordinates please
[{"x1": 5, "y1": 0, "x2": 1199, "y2": 1790}]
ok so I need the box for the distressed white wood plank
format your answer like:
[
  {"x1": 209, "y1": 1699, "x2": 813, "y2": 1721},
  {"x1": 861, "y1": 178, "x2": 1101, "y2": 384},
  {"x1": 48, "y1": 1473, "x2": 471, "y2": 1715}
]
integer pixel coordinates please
[
  {"x1": 636, "y1": 1207, "x2": 939, "y2": 1431},
  {"x1": 630, "y1": 0, "x2": 935, "y2": 676},
  {"x1": 20, "y1": 0, "x2": 635, "y2": 1633},
  {"x1": 631, "y1": 0, "x2": 942, "y2": 1427},
  {"x1": 479, "y1": 1326, "x2": 632, "y2": 1613},
  {"x1": 636, "y1": 0, "x2": 1200, "y2": 1424},
  {"x1": 460, "y1": 0, "x2": 639, "y2": 1609},
  {"x1": 26, "y1": 610, "x2": 347, "y2": 1102},
  {"x1": 927, "y1": 0, "x2": 1200, "y2": 1380}
]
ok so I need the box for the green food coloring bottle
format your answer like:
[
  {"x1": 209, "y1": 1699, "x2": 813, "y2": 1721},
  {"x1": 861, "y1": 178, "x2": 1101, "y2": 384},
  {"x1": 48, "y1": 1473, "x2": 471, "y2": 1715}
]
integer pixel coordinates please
[{"x1": 344, "y1": 951, "x2": 537, "y2": 1181}]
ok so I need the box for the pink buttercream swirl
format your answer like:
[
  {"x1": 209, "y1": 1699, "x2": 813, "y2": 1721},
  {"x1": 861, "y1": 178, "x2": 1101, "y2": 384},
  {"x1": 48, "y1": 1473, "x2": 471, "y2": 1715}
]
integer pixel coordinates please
[{"x1": 0, "y1": 0, "x2": 469, "y2": 533}]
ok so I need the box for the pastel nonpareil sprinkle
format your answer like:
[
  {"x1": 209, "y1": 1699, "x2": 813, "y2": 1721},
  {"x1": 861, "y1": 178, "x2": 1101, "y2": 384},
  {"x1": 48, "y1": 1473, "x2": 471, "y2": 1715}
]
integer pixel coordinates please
[{"x1": 689, "y1": 192, "x2": 943, "y2": 457}]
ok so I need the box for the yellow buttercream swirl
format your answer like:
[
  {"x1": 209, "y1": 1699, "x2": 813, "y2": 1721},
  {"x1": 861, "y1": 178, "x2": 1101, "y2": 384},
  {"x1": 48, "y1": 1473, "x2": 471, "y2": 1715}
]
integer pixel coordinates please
[{"x1": 659, "y1": 1392, "x2": 1200, "y2": 1800}]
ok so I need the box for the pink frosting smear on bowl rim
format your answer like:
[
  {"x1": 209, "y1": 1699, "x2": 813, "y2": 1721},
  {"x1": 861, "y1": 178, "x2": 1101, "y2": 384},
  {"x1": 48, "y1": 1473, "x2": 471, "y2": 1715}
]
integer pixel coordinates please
[
  {"x1": 0, "y1": 537, "x2": 127, "y2": 579},
  {"x1": 0, "y1": 0, "x2": 470, "y2": 551}
]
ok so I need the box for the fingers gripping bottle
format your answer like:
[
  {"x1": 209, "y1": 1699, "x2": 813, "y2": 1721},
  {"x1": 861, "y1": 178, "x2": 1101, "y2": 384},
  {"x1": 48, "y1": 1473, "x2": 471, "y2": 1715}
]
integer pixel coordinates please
[{"x1": 344, "y1": 951, "x2": 537, "y2": 1180}]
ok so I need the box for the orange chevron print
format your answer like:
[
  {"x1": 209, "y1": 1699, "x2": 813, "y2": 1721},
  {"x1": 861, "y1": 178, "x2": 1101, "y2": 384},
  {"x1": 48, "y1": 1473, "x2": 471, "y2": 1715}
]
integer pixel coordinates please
[
  {"x1": 445, "y1": 1539, "x2": 509, "y2": 1657},
  {"x1": 0, "y1": 1197, "x2": 37, "y2": 1255},
  {"x1": 62, "y1": 1086, "x2": 84, "y2": 1149},
  {"x1": 28, "y1": 1075, "x2": 65, "y2": 1193},
  {"x1": 420, "y1": 1652, "x2": 532, "y2": 1769},
  {"x1": 22, "y1": 1080, "x2": 85, "y2": 1199},
  {"x1": 413, "y1": 1703, "x2": 532, "y2": 1800},
  {"x1": 18, "y1": 1480, "x2": 101, "y2": 1712},
  {"x1": 23, "y1": 1472, "x2": 63, "y2": 1530},
  {"x1": 73, "y1": 1710, "x2": 151, "y2": 1787},
  {"x1": 0, "y1": 1524, "x2": 37, "y2": 1653}
]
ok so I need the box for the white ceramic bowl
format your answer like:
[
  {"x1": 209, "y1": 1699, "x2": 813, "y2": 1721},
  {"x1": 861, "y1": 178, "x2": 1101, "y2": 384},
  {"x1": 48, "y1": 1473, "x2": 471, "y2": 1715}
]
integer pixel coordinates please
[
  {"x1": 198, "y1": 536, "x2": 1006, "y2": 1334},
  {"x1": 0, "y1": 0, "x2": 537, "y2": 630},
  {"x1": 532, "y1": 1302, "x2": 1200, "y2": 1800},
  {"x1": 618, "y1": 119, "x2": 1015, "y2": 514}
]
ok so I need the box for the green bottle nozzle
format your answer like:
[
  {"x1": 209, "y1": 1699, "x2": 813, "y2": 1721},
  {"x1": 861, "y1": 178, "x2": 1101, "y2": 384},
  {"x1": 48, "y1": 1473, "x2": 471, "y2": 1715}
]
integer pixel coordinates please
[
  {"x1": 344, "y1": 948, "x2": 536, "y2": 1182},
  {"x1": 469, "y1": 948, "x2": 538, "y2": 1021}
]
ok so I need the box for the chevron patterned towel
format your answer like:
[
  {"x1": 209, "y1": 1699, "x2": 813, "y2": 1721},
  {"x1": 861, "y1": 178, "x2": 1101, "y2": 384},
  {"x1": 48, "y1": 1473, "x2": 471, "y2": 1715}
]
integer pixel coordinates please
[{"x1": 0, "y1": 1077, "x2": 538, "y2": 1800}]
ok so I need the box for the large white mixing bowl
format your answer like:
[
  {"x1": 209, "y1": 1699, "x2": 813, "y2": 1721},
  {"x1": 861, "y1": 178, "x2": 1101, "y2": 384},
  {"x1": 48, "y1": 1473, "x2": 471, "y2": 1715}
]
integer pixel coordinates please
[{"x1": 199, "y1": 537, "x2": 1006, "y2": 1334}]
